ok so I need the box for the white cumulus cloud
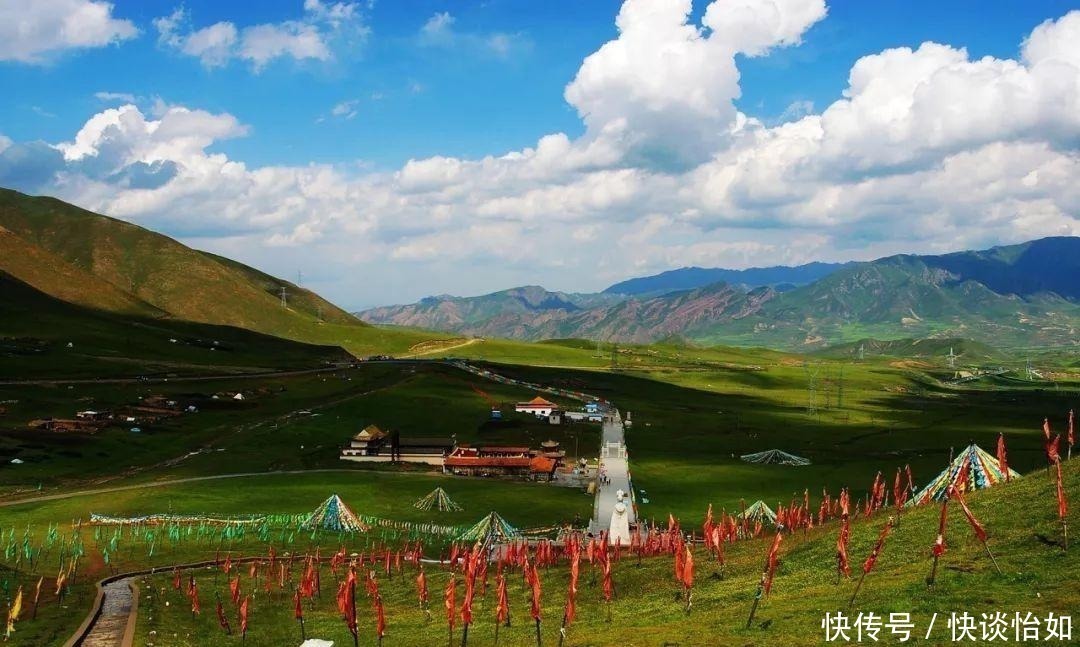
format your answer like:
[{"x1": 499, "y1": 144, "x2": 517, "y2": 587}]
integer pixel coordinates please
[
  {"x1": 0, "y1": 0, "x2": 137, "y2": 63},
  {"x1": 153, "y1": 2, "x2": 367, "y2": 71},
  {"x1": 2, "y1": 1, "x2": 1079, "y2": 306}
]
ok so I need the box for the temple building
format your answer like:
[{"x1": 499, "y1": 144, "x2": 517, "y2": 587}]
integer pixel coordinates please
[
  {"x1": 340, "y1": 424, "x2": 454, "y2": 465},
  {"x1": 514, "y1": 396, "x2": 559, "y2": 417},
  {"x1": 341, "y1": 424, "x2": 389, "y2": 457}
]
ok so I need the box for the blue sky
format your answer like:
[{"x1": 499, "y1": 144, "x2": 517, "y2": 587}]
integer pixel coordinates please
[
  {"x1": 4, "y1": 1, "x2": 1070, "y2": 169},
  {"x1": 1, "y1": 0, "x2": 1079, "y2": 308}
]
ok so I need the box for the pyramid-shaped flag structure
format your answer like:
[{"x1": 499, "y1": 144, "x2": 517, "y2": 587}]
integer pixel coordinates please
[
  {"x1": 302, "y1": 494, "x2": 369, "y2": 533},
  {"x1": 414, "y1": 487, "x2": 463, "y2": 512},
  {"x1": 909, "y1": 444, "x2": 1020, "y2": 507},
  {"x1": 740, "y1": 449, "x2": 811, "y2": 466},
  {"x1": 739, "y1": 500, "x2": 777, "y2": 526},
  {"x1": 456, "y1": 512, "x2": 519, "y2": 544}
]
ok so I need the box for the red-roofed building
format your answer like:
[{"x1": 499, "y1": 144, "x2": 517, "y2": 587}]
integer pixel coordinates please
[
  {"x1": 444, "y1": 445, "x2": 533, "y2": 477},
  {"x1": 514, "y1": 395, "x2": 559, "y2": 417}
]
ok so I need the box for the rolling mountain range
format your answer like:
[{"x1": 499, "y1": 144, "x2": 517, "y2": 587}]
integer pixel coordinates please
[
  {"x1": 3, "y1": 187, "x2": 1077, "y2": 354},
  {"x1": 603, "y1": 261, "x2": 851, "y2": 296},
  {"x1": 359, "y1": 238, "x2": 1080, "y2": 349}
]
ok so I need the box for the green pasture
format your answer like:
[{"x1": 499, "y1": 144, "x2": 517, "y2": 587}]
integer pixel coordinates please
[
  {"x1": 476, "y1": 361, "x2": 1079, "y2": 521},
  {"x1": 3, "y1": 455, "x2": 1074, "y2": 646},
  {"x1": 0, "y1": 362, "x2": 600, "y2": 495}
]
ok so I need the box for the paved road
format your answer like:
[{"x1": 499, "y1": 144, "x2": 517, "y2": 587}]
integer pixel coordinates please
[{"x1": 592, "y1": 411, "x2": 635, "y2": 535}]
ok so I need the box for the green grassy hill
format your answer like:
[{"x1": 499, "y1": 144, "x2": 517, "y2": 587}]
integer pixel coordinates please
[
  {"x1": 0, "y1": 188, "x2": 595, "y2": 365},
  {"x1": 0, "y1": 188, "x2": 360, "y2": 339},
  {"x1": 0, "y1": 271, "x2": 351, "y2": 379},
  {"x1": 0, "y1": 224, "x2": 162, "y2": 318}
]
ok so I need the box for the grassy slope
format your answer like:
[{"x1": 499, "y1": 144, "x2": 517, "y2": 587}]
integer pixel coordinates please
[
  {"x1": 0, "y1": 272, "x2": 350, "y2": 379},
  {"x1": 0, "y1": 188, "x2": 582, "y2": 363},
  {"x1": 199, "y1": 251, "x2": 356, "y2": 325},
  {"x1": 475, "y1": 357, "x2": 1079, "y2": 522},
  {"x1": 0, "y1": 188, "x2": 351, "y2": 337},
  {"x1": 132, "y1": 461, "x2": 1078, "y2": 647},
  {"x1": 0, "y1": 350, "x2": 1077, "y2": 644},
  {"x1": 2, "y1": 450, "x2": 1075, "y2": 646},
  {"x1": 0, "y1": 225, "x2": 162, "y2": 317},
  {"x1": 0, "y1": 362, "x2": 597, "y2": 494}
]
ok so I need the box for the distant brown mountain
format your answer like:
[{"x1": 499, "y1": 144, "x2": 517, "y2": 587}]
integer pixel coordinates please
[
  {"x1": 360, "y1": 238, "x2": 1080, "y2": 349},
  {"x1": 360, "y1": 282, "x2": 777, "y2": 343}
]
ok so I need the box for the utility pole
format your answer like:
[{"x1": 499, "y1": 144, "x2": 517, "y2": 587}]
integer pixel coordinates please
[
  {"x1": 805, "y1": 361, "x2": 820, "y2": 417},
  {"x1": 837, "y1": 364, "x2": 844, "y2": 409}
]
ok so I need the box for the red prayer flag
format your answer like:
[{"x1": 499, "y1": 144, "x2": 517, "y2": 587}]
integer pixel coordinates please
[
  {"x1": 996, "y1": 433, "x2": 1010, "y2": 482},
  {"x1": 216, "y1": 597, "x2": 231, "y2": 633},
  {"x1": 932, "y1": 498, "x2": 948, "y2": 557},
  {"x1": 763, "y1": 531, "x2": 783, "y2": 596},
  {"x1": 172, "y1": 567, "x2": 181, "y2": 591},
  {"x1": 836, "y1": 490, "x2": 851, "y2": 577},
  {"x1": 565, "y1": 543, "x2": 579, "y2": 626},
  {"x1": 496, "y1": 574, "x2": 509, "y2": 625},
  {"x1": 444, "y1": 575, "x2": 457, "y2": 632},
  {"x1": 238, "y1": 595, "x2": 250, "y2": 637},
  {"x1": 1068, "y1": 409, "x2": 1075, "y2": 450},
  {"x1": 703, "y1": 503, "x2": 714, "y2": 540},
  {"x1": 681, "y1": 545, "x2": 694, "y2": 590},
  {"x1": 529, "y1": 564, "x2": 542, "y2": 622},
  {"x1": 416, "y1": 568, "x2": 429, "y2": 606},
  {"x1": 190, "y1": 580, "x2": 201, "y2": 615},
  {"x1": 892, "y1": 468, "x2": 904, "y2": 511},
  {"x1": 601, "y1": 553, "x2": 614, "y2": 602},
  {"x1": 461, "y1": 569, "x2": 475, "y2": 626},
  {"x1": 1044, "y1": 417, "x2": 1052, "y2": 440},
  {"x1": 1055, "y1": 460, "x2": 1068, "y2": 520},
  {"x1": 1047, "y1": 434, "x2": 1062, "y2": 465},
  {"x1": 293, "y1": 588, "x2": 303, "y2": 620},
  {"x1": 229, "y1": 575, "x2": 240, "y2": 605},
  {"x1": 862, "y1": 521, "x2": 892, "y2": 574},
  {"x1": 948, "y1": 485, "x2": 987, "y2": 543},
  {"x1": 344, "y1": 567, "x2": 358, "y2": 637},
  {"x1": 673, "y1": 537, "x2": 684, "y2": 584},
  {"x1": 374, "y1": 593, "x2": 386, "y2": 638}
]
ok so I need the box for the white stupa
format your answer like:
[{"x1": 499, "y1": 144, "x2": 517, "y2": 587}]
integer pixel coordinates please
[{"x1": 608, "y1": 489, "x2": 631, "y2": 545}]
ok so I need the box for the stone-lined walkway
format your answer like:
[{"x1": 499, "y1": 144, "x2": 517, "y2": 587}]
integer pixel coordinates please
[{"x1": 77, "y1": 579, "x2": 135, "y2": 647}]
